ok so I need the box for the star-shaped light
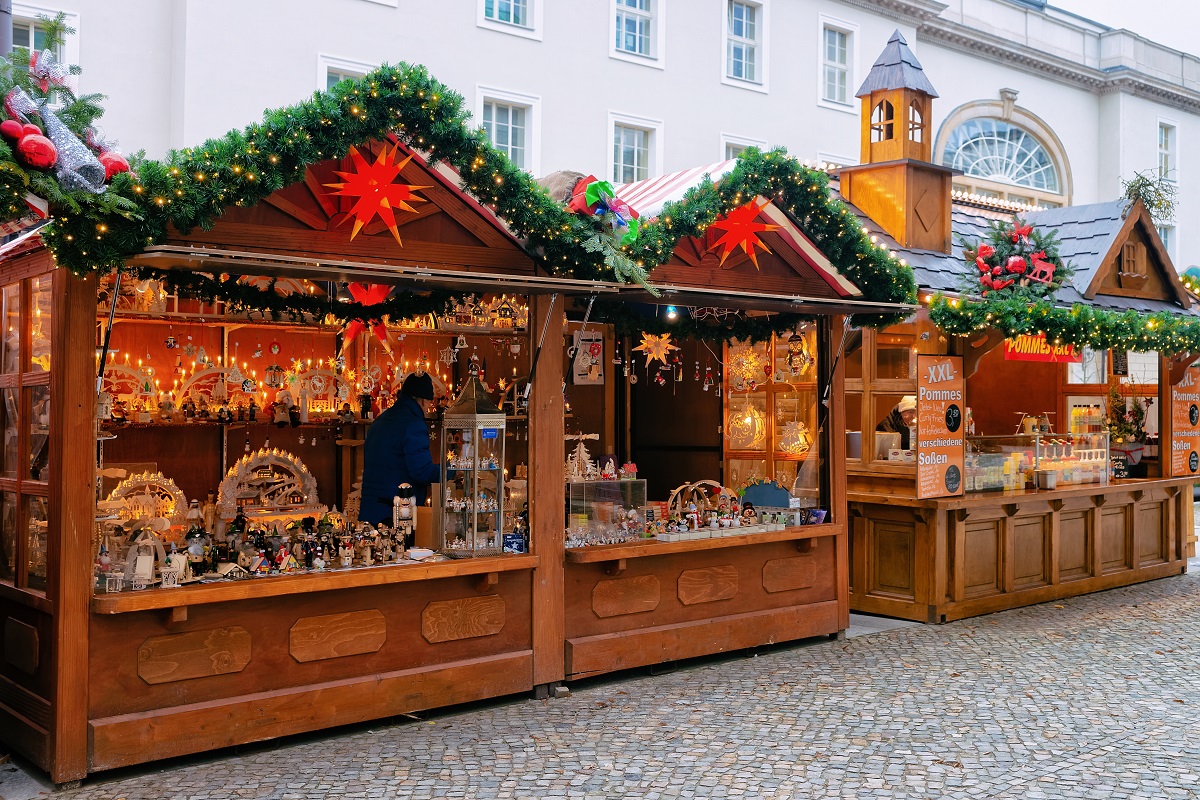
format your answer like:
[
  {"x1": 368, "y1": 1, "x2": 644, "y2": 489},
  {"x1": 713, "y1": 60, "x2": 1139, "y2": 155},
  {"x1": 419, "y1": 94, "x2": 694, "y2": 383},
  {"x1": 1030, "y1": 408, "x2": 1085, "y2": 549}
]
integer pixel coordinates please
[
  {"x1": 341, "y1": 283, "x2": 395, "y2": 358},
  {"x1": 325, "y1": 144, "x2": 429, "y2": 245},
  {"x1": 707, "y1": 198, "x2": 780, "y2": 268},
  {"x1": 632, "y1": 332, "x2": 679, "y2": 367}
]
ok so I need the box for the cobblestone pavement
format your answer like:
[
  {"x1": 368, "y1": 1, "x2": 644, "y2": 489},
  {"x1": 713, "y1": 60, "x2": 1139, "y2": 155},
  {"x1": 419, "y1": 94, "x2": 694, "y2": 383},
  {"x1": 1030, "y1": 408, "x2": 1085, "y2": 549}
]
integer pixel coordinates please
[{"x1": 60, "y1": 568, "x2": 1200, "y2": 800}]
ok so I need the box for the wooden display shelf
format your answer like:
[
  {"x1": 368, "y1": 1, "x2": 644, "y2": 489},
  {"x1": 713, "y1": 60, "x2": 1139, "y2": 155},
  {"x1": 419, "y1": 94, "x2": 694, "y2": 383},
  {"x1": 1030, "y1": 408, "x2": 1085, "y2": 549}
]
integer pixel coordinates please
[
  {"x1": 90, "y1": 553, "x2": 538, "y2": 614},
  {"x1": 848, "y1": 476, "x2": 1194, "y2": 510},
  {"x1": 564, "y1": 523, "x2": 841, "y2": 564}
]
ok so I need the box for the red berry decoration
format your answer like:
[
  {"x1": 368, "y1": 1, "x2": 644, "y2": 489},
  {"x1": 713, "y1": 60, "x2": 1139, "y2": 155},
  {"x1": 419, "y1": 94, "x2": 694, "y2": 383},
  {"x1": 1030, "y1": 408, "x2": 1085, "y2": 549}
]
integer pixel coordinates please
[
  {"x1": 17, "y1": 134, "x2": 56, "y2": 169},
  {"x1": 99, "y1": 151, "x2": 130, "y2": 181},
  {"x1": 0, "y1": 119, "x2": 22, "y2": 140}
]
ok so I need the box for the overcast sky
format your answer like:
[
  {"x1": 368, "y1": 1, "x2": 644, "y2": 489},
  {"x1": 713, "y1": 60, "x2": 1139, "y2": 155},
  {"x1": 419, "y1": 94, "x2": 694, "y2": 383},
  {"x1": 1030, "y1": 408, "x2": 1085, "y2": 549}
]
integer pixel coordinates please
[{"x1": 1050, "y1": 0, "x2": 1200, "y2": 55}]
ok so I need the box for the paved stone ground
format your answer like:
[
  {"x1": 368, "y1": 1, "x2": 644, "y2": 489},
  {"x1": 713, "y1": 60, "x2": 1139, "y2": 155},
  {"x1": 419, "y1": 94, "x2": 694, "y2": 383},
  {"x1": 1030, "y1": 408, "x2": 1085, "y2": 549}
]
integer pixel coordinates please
[{"x1": 41, "y1": 564, "x2": 1200, "y2": 799}]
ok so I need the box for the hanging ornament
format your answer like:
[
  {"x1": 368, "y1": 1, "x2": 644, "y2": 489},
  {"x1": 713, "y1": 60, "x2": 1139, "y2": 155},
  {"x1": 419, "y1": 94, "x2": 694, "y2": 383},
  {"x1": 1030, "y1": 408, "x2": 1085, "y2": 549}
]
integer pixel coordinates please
[
  {"x1": 269, "y1": 341, "x2": 282, "y2": 355},
  {"x1": 241, "y1": 377, "x2": 256, "y2": 393},
  {"x1": 196, "y1": 346, "x2": 209, "y2": 367},
  {"x1": 340, "y1": 283, "x2": 395, "y2": 358},
  {"x1": 438, "y1": 345, "x2": 457, "y2": 366},
  {"x1": 632, "y1": 332, "x2": 679, "y2": 367},
  {"x1": 164, "y1": 326, "x2": 177, "y2": 350},
  {"x1": 786, "y1": 330, "x2": 814, "y2": 377},
  {"x1": 416, "y1": 353, "x2": 430, "y2": 376},
  {"x1": 727, "y1": 342, "x2": 765, "y2": 392},
  {"x1": 252, "y1": 342, "x2": 263, "y2": 359},
  {"x1": 728, "y1": 404, "x2": 766, "y2": 450},
  {"x1": 183, "y1": 336, "x2": 196, "y2": 357},
  {"x1": 264, "y1": 364, "x2": 286, "y2": 389},
  {"x1": 706, "y1": 198, "x2": 781, "y2": 268},
  {"x1": 694, "y1": 361, "x2": 701, "y2": 381},
  {"x1": 654, "y1": 368, "x2": 667, "y2": 386},
  {"x1": 779, "y1": 420, "x2": 814, "y2": 456},
  {"x1": 324, "y1": 144, "x2": 429, "y2": 244},
  {"x1": 703, "y1": 361, "x2": 715, "y2": 392},
  {"x1": 244, "y1": 437, "x2": 251, "y2": 453}
]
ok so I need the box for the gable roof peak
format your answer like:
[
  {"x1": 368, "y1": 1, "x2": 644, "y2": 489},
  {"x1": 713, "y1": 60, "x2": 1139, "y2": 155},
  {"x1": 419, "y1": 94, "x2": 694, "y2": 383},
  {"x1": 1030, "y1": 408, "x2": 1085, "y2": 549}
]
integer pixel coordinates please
[{"x1": 855, "y1": 28, "x2": 939, "y2": 99}]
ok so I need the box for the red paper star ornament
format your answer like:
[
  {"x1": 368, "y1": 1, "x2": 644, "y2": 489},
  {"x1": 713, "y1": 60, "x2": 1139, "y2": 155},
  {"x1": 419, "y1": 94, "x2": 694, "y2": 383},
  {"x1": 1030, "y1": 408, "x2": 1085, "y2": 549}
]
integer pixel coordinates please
[
  {"x1": 707, "y1": 199, "x2": 781, "y2": 269},
  {"x1": 325, "y1": 144, "x2": 429, "y2": 245},
  {"x1": 341, "y1": 283, "x2": 396, "y2": 358}
]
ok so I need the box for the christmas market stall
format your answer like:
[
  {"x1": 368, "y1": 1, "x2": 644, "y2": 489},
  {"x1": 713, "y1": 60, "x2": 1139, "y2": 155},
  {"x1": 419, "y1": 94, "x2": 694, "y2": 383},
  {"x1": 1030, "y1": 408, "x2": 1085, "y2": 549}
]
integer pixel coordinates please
[
  {"x1": 0, "y1": 49, "x2": 635, "y2": 782},
  {"x1": 539, "y1": 153, "x2": 916, "y2": 680},
  {"x1": 832, "y1": 32, "x2": 1195, "y2": 623}
]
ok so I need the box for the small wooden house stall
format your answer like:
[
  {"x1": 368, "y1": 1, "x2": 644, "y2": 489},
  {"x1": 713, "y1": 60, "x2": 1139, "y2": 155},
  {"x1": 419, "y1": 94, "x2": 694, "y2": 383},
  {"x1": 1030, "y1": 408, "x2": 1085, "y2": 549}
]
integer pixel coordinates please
[
  {"x1": 538, "y1": 157, "x2": 917, "y2": 680},
  {"x1": 831, "y1": 33, "x2": 1195, "y2": 623}
]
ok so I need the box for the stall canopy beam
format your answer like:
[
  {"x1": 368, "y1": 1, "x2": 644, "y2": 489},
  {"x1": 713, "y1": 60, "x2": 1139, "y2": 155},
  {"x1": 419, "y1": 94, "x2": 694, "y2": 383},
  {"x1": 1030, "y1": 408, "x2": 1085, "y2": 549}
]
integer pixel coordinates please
[
  {"x1": 129, "y1": 245, "x2": 620, "y2": 297},
  {"x1": 610, "y1": 284, "x2": 915, "y2": 317}
]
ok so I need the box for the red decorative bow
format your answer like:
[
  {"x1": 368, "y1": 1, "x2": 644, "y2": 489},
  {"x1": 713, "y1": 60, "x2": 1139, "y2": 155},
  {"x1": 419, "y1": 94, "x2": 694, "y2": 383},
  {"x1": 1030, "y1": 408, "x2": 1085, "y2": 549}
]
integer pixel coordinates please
[
  {"x1": 1010, "y1": 223, "x2": 1033, "y2": 243},
  {"x1": 28, "y1": 49, "x2": 69, "y2": 93},
  {"x1": 341, "y1": 283, "x2": 394, "y2": 358}
]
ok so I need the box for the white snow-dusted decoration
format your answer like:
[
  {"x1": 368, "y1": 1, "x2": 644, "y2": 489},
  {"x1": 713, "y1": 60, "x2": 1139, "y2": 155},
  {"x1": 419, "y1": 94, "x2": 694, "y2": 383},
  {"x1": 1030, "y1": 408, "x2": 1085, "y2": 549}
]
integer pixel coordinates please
[
  {"x1": 107, "y1": 472, "x2": 188, "y2": 525},
  {"x1": 217, "y1": 447, "x2": 322, "y2": 520}
]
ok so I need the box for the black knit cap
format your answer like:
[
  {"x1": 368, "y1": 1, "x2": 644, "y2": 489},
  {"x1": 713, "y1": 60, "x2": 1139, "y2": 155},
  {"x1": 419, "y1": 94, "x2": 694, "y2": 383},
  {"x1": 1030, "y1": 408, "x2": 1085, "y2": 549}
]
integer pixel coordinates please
[{"x1": 401, "y1": 372, "x2": 435, "y2": 400}]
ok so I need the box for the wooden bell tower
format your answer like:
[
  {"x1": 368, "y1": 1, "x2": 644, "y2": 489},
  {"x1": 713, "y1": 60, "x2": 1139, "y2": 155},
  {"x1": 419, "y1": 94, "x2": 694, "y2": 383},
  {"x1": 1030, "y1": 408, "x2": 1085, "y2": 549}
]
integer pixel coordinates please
[{"x1": 839, "y1": 30, "x2": 954, "y2": 253}]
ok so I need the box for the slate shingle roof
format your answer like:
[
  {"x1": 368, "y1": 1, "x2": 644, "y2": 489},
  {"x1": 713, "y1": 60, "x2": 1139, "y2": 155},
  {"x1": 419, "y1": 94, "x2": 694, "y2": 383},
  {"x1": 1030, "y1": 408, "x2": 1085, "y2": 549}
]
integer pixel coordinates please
[{"x1": 855, "y1": 30, "x2": 939, "y2": 98}]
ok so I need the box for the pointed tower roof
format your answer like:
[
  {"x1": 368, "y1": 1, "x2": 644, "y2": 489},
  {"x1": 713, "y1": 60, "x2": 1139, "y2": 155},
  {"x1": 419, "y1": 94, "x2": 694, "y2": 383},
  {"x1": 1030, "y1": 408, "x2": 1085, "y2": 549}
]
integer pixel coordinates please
[{"x1": 855, "y1": 30, "x2": 939, "y2": 98}]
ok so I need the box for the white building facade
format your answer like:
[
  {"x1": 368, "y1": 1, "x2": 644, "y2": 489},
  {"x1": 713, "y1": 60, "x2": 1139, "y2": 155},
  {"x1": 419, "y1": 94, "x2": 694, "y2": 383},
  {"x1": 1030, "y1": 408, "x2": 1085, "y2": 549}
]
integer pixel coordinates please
[{"x1": 17, "y1": 0, "x2": 1200, "y2": 266}]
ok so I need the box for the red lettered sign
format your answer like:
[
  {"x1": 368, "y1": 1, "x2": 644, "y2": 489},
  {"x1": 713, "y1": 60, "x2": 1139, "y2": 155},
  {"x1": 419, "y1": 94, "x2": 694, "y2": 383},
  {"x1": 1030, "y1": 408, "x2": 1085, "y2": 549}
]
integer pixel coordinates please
[
  {"x1": 1170, "y1": 366, "x2": 1200, "y2": 477},
  {"x1": 1003, "y1": 334, "x2": 1082, "y2": 363},
  {"x1": 916, "y1": 355, "x2": 966, "y2": 499}
]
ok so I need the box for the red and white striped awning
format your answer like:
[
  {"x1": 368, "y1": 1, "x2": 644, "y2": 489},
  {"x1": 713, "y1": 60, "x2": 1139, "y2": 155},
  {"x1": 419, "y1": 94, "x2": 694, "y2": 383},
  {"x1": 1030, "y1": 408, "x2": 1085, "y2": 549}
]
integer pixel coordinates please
[{"x1": 617, "y1": 163, "x2": 861, "y2": 298}]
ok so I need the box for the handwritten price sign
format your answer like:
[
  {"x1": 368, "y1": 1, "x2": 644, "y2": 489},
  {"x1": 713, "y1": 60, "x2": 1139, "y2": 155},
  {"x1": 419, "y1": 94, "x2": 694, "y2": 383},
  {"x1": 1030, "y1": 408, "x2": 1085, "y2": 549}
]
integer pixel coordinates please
[{"x1": 916, "y1": 355, "x2": 966, "y2": 499}]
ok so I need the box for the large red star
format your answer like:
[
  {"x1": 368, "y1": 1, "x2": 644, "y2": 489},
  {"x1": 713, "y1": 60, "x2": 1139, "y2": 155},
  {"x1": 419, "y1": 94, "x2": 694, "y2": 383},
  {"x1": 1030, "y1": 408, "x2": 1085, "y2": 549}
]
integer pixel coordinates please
[
  {"x1": 325, "y1": 144, "x2": 429, "y2": 245},
  {"x1": 707, "y1": 198, "x2": 780, "y2": 268}
]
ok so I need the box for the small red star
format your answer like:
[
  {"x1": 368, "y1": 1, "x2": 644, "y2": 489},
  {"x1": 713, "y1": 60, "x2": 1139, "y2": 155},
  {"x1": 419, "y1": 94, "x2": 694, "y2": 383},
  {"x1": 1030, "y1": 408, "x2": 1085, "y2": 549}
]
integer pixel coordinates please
[
  {"x1": 707, "y1": 198, "x2": 781, "y2": 268},
  {"x1": 325, "y1": 144, "x2": 429, "y2": 245}
]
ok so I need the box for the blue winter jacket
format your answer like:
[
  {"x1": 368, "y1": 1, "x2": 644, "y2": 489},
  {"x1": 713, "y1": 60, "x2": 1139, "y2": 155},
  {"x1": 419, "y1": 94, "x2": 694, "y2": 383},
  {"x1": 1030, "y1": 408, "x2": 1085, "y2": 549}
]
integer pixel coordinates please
[{"x1": 359, "y1": 395, "x2": 440, "y2": 524}]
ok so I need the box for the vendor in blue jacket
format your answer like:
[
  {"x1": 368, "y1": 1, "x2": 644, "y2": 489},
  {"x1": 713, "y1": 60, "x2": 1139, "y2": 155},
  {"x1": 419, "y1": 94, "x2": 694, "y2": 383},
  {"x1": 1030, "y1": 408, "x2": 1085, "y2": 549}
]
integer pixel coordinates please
[{"x1": 359, "y1": 372, "x2": 441, "y2": 525}]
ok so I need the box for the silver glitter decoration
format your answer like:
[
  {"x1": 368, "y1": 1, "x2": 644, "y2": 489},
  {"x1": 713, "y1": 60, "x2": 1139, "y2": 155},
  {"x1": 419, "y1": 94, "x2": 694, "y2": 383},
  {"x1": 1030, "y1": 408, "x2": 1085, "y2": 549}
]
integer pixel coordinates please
[{"x1": 6, "y1": 86, "x2": 106, "y2": 194}]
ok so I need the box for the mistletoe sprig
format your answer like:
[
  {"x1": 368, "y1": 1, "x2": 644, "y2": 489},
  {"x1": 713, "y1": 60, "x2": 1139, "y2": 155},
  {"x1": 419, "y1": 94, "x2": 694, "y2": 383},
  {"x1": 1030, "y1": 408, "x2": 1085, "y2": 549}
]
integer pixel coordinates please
[{"x1": 957, "y1": 216, "x2": 1071, "y2": 299}]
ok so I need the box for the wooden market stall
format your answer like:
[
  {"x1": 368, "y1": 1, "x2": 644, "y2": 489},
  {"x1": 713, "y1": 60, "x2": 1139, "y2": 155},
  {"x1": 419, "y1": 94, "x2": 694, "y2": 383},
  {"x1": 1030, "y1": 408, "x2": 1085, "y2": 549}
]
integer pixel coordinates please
[
  {"x1": 543, "y1": 164, "x2": 915, "y2": 679},
  {"x1": 834, "y1": 33, "x2": 1194, "y2": 623}
]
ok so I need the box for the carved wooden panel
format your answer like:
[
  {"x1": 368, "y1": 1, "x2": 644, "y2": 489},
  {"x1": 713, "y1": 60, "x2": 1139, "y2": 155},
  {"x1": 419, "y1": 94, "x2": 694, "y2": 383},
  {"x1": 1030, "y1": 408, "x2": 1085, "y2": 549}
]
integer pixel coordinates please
[
  {"x1": 762, "y1": 556, "x2": 816, "y2": 593},
  {"x1": 137, "y1": 627, "x2": 252, "y2": 685},
  {"x1": 3, "y1": 617, "x2": 38, "y2": 675},
  {"x1": 1136, "y1": 501, "x2": 1167, "y2": 566},
  {"x1": 964, "y1": 519, "x2": 1002, "y2": 598},
  {"x1": 1012, "y1": 516, "x2": 1049, "y2": 590},
  {"x1": 421, "y1": 596, "x2": 505, "y2": 644},
  {"x1": 1058, "y1": 510, "x2": 1090, "y2": 581},
  {"x1": 1101, "y1": 506, "x2": 1132, "y2": 573},
  {"x1": 868, "y1": 519, "x2": 915, "y2": 599},
  {"x1": 592, "y1": 575, "x2": 660, "y2": 618},
  {"x1": 289, "y1": 610, "x2": 386, "y2": 663},
  {"x1": 677, "y1": 565, "x2": 739, "y2": 606}
]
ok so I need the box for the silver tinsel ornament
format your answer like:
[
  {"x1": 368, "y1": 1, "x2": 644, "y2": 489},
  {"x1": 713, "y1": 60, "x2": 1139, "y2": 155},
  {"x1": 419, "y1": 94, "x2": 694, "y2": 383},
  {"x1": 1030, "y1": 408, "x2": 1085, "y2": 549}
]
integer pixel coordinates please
[{"x1": 6, "y1": 85, "x2": 106, "y2": 194}]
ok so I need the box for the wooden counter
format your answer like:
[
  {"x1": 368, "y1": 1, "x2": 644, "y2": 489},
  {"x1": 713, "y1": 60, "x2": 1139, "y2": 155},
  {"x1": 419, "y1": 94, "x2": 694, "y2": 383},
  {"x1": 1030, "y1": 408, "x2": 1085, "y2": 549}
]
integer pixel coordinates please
[
  {"x1": 86, "y1": 555, "x2": 539, "y2": 772},
  {"x1": 563, "y1": 525, "x2": 847, "y2": 680},
  {"x1": 848, "y1": 477, "x2": 1192, "y2": 623}
]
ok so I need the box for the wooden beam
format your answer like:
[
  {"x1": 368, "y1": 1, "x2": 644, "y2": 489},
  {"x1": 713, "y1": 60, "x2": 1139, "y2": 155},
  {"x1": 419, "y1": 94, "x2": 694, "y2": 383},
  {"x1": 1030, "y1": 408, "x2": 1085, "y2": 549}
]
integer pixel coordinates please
[
  {"x1": 49, "y1": 271, "x2": 97, "y2": 783},
  {"x1": 529, "y1": 294, "x2": 565, "y2": 686}
]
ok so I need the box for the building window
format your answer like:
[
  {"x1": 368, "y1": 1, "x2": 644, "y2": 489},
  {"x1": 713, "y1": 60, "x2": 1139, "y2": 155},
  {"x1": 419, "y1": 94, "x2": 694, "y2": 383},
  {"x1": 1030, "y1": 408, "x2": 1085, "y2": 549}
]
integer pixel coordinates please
[
  {"x1": 870, "y1": 101, "x2": 894, "y2": 143},
  {"x1": 318, "y1": 54, "x2": 375, "y2": 93},
  {"x1": 11, "y1": 17, "x2": 57, "y2": 57},
  {"x1": 483, "y1": 101, "x2": 527, "y2": 169},
  {"x1": 822, "y1": 26, "x2": 850, "y2": 105},
  {"x1": 326, "y1": 68, "x2": 364, "y2": 91},
  {"x1": 721, "y1": 133, "x2": 766, "y2": 161},
  {"x1": 1159, "y1": 122, "x2": 1176, "y2": 181},
  {"x1": 613, "y1": 124, "x2": 651, "y2": 183},
  {"x1": 943, "y1": 118, "x2": 1059, "y2": 193},
  {"x1": 908, "y1": 101, "x2": 924, "y2": 143},
  {"x1": 1158, "y1": 224, "x2": 1174, "y2": 257},
  {"x1": 485, "y1": 0, "x2": 529, "y2": 27},
  {"x1": 615, "y1": 0, "x2": 654, "y2": 57},
  {"x1": 726, "y1": 1, "x2": 759, "y2": 83}
]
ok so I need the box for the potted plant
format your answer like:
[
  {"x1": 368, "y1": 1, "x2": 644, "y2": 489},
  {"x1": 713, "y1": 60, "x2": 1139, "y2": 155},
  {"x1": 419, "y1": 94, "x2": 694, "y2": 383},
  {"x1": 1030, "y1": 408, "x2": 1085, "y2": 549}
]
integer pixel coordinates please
[{"x1": 1105, "y1": 383, "x2": 1151, "y2": 477}]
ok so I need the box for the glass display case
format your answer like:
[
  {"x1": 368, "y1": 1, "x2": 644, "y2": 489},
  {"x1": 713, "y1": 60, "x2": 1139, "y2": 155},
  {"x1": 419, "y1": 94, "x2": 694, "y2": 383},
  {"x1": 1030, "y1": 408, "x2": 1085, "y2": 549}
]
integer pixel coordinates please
[
  {"x1": 440, "y1": 371, "x2": 506, "y2": 557},
  {"x1": 565, "y1": 479, "x2": 647, "y2": 547},
  {"x1": 965, "y1": 433, "x2": 1109, "y2": 493}
]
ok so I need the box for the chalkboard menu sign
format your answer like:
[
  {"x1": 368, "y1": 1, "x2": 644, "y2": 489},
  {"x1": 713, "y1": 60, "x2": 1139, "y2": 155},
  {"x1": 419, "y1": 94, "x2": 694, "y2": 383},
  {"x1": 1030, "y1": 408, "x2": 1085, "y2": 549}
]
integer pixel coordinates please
[
  {"x1": 1110, "y1": 349, "x2": 1129, "y2": 377},
  {"x1": 1110, "y1": 452, "x2": 1129, "y2": 479}
]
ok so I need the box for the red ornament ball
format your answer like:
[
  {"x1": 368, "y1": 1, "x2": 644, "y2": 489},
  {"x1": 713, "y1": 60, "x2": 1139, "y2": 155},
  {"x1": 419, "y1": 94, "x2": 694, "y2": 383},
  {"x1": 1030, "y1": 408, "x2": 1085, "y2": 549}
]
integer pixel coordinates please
[
  {"x1": 17, "y1": 134, "x2": 56, "y2": 169},
  {"x1": 99, "y1": 151, "x2": 130, "y2": 181},
  {"x1": 0, "y1": 119, "x2": 22, "y2": 140},
  {"x1": 21, "y1": 123, "x2": 40, "y2": 138}
]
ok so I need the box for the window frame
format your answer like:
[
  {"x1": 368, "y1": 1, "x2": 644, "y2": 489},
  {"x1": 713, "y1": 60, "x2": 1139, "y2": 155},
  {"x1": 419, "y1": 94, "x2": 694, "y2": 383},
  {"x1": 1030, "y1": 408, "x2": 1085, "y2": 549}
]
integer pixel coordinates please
[
  {"x1": 721, "y1": 0, "x2": 769, "y2": 94},
  {"x1": 610, "y1": 0, "x2": 666, "y2": 69},
  {"x1": 476, "y1": 85, "x2": 541, "y2": 176},
  {"x1": 477, "y1": 0, "x2": 544, "y2": 41},
  {"x1": 608, "y1": 111, "x2": 663, "y2": 185},
  {"x1": 720, "y1": 132, "x2": 767, "y2": 161},
  {"x1": 817, "y1": 15, "x2": 857, "y2": 113},
  {"x1": 12, "y1": 4, "x2": 80, "y2": 91},
  {"x1": 316, "y1": 53, "x2": 376, "y2": 92},
  {"x1": 1158, "y1": 118, "x2": 1178, "y2": 183}
]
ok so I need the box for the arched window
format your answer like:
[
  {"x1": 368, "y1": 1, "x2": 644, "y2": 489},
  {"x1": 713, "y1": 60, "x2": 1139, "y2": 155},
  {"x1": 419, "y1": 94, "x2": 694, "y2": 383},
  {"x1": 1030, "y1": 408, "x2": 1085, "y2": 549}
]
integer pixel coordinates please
[
  {"x1": 943, "y1": 118, "x2": 1059, "y2": 193},
  {"x1": 870, "y1": 100, "x2": 894, "y2": 143},
  {"x1": 908, "y1": 101, "x2": 924, "y2": 144}
]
